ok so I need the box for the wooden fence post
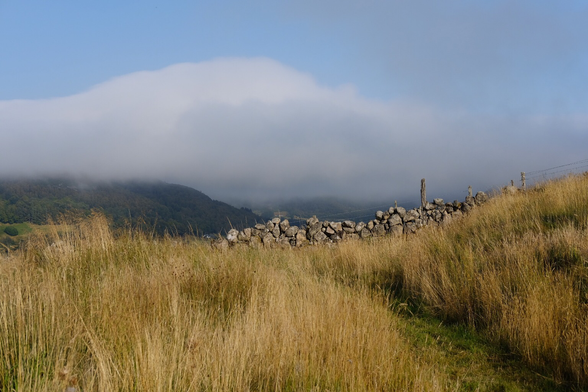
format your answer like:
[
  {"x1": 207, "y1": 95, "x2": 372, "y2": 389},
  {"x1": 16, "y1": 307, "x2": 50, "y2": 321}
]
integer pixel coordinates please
[
  {"x1": 421, "y1": 178, "x2": 426, "y2": 208},
  {"x1": 521, "y1": 172, "x2": 526, "y2": 191},
  {"x1": 468, "y1": 186, "x2": 472, "y2": 197}
]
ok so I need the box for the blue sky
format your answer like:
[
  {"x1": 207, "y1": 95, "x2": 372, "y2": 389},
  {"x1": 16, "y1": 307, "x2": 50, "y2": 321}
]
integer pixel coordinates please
[
  {"x1": 1, "y1": 1, "x2": 587, "y2": 202},
  {"x1": 1, "y1": 1, "x2": 350, "y2": 99}
]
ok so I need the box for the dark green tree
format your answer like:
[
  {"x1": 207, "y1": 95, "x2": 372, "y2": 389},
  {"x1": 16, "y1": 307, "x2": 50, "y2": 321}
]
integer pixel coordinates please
[{"x1": 4, "y1": 226, "x2": 18, "y2": 236}]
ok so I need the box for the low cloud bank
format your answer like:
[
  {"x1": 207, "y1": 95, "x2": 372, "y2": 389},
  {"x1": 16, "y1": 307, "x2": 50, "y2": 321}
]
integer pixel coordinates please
[{"x1": 1, "y1": 58, "x2": 586, "y2": 202}]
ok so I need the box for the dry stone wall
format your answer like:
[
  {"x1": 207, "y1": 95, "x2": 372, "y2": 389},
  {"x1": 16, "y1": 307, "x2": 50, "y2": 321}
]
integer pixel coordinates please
[{"x1": 213, "y1": 191, "x2": 489, "y2": 249}]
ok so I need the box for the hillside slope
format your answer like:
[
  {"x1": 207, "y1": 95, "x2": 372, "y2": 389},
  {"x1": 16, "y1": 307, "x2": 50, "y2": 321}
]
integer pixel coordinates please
[
  {"x1": 0, "y1": 178, "x2": 261, "y2": 235},
  {"x1": 391, "y1": 173, "x2": 588, "y2": 386}
]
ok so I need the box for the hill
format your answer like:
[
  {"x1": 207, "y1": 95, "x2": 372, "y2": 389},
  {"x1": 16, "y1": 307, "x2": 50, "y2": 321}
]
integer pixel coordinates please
[
  {"x1": 236, "y1": 195, "x2": 419, "y2": 224},
  {"x1": 0, "y1": 178, "x2": 261, "y2": 235}
]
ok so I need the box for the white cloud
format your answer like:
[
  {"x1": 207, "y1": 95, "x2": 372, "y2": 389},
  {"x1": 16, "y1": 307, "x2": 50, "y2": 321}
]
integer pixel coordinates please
[{"x1": 1, "y1": 57, "x2": 585, "y2": 202}]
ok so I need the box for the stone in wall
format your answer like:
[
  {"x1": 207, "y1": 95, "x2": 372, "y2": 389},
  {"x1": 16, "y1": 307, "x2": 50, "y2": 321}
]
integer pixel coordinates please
[
  {"x1": 314, "y1": 231, "x2": 328, "y2": 244},
  {"x1": 329, "y1": 221, "x2": 342, "y2": 233},
  {"x1": 272, "y1": 225, "x2": 281, "y2": 238},
  {"x1": 307, "y1": 222, "x2": 322, "y2": 238},
  {"x1": 404, "y1": 222, "x2": 418, "y2": 234},
  {"x1": 296, "y1": 230, "x2": 308, "y2": 247},
  {"x1": 360, "y1": 228, "x2": 372, "y2": 238},
  {"x1": 343, "y1": 220, "x2": 355, "y2": 228},
  {"x1": 404, "y1": 209, "x2": 419, "y2": 222},
  {"x1": 285, "y1": 226, "x2": 298, "y2": 237},
  {"x1": 464, "y1": 195, "x2": 475, "y2": 207},
  {"x1": 237, "y1": 231, "x2": 249, "y2": 241},
  {"x1": 227, "y1": 229, "x2": 239, "y2": 244},
  {"x1": 307, "y1": 216, "x2": 320, "y2": 226},
  {"x1": 278, "y1": 237, "x2": 291, "y2": 247},
  {"x1": 440, "y1": 212, "x2": 453, "y2": 227},
  {"x1": 262, "y1": 233, "x2": 274, "y2": 247},
  {"x1": 373, "y1": 224, "x2": 386, "y2": 237},
  {"x1": 388, "y1": 214, "x2": 402, "y2": 227},
  {"x1": 475, "y1": 191, "x2": 488, "y2": 205},
  {"x1": 279, "y1": 219, "x2": 290, "y2": 232}
]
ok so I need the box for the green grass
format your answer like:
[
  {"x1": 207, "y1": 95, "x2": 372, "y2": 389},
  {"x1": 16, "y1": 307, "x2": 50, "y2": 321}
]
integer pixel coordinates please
[
  {"x1": 0, "y1": 222, "x2": 58, "y2": 238},
  {"x1": 1, "y1": 222, "x2": 25, "y2": 236},
  {"x1": 396, "y1": 304, "x2": 571, "y2": 391}
]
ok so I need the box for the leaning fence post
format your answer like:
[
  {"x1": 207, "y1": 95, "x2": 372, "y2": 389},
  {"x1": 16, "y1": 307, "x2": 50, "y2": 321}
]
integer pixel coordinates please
[
  {"x1": 521, "y1": 172, "x2": 526, "y2": 191},
  {"x1": 421, "y1": 178, "x2": 426, "y2": 209}
]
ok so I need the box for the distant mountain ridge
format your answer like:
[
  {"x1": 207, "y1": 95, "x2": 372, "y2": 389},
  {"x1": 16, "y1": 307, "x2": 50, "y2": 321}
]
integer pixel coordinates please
[
  {"x1": 237, "y1": 196, "x2": 420, "y2": 224},
  {"x1": 0, "y1": 178, "x2": 261, "y2": 235}
]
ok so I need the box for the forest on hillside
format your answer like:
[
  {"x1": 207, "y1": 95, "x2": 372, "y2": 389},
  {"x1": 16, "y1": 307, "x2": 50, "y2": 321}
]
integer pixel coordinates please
[{"x1": 0, "y1": 178, "x2": 261, "y2": 235}]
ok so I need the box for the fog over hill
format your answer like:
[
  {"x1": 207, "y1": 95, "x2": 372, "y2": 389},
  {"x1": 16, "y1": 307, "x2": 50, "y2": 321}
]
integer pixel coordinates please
[
  {"x1": 1, "y1": 58, "x2": 586, "y2": 204},
  {"x1": 2, "y1": 2, "x2": 588, "y2": 204}
]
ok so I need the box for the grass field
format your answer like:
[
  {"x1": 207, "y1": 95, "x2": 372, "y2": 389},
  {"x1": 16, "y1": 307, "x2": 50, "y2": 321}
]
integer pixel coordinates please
[
  {"x1": 0, "y1": 222, "x2": 67, "y2": 253},
  {"x1": 1, "y1": 174, "x2": 587, "y2": 391},
  {"x1": 0, "y1": 222, "x2": 33, "y2": 236}
]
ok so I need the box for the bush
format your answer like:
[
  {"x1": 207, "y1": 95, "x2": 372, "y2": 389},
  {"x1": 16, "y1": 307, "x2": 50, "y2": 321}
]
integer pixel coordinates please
[{"x1": 4, "y1": 226, "x2": 18, "y2": 236}]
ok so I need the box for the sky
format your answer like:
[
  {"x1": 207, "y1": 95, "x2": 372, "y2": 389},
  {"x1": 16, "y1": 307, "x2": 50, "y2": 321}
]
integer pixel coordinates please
[{"x1": 1, "y1": 1, "x2": 587, "y2": 204}]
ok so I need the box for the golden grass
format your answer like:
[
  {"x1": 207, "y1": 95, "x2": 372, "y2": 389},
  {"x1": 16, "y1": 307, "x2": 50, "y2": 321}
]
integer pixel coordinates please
[
  {"x1": 1, "y1": 174, "x2": 588, "y2": 390},
  {"x1": 395, "y1": 174, "x2": 588, "y2": 385},
  {"x1": 0, "y1": 214, "x2": 444, "y2": 391}
]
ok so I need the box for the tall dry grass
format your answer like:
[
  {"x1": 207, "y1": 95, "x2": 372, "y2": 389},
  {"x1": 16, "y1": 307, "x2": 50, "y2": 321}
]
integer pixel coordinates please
[
  {"x1": 394, "y1": 174, "x2": 588, "y2": 385},
  {"x1": 0, "y1": 213, "x2": 445, "y2": 391},
  {"x1": 2, "y1": 174, "x2": 587, "y2": 390}
]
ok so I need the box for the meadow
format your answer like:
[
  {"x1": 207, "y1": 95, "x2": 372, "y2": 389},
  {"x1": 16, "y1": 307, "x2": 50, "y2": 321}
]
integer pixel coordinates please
[{"x1": 1, "y1": 174, "x2": 587, "y2": 391}]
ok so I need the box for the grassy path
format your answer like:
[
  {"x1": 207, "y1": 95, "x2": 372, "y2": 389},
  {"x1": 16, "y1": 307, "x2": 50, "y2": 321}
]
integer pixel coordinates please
[{"x1": 396, "y1": 305, "x2": 574, "y2": 391}]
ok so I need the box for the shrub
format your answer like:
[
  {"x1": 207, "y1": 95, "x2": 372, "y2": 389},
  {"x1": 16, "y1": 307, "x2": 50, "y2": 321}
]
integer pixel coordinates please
[{"x1": 4, "y1": 226, "x2": 18, "y2": 236}]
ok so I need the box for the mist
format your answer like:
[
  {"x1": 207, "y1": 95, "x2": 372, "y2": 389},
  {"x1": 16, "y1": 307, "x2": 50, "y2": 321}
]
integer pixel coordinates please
[{"x1": 1, "y1": 58, "x2": 586, "y2": 204}]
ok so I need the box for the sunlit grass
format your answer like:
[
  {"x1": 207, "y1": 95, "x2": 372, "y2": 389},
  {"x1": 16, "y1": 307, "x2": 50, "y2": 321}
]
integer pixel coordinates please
[
  {"x1": 1, "y1": 173, "x2": 587, "y2": 390},
  {"x1": 0, "y1": 214, "x2": 444, "y2": 391},
  {"x1": 395, "y1": 174, "x2": 588, "y2": 386}
]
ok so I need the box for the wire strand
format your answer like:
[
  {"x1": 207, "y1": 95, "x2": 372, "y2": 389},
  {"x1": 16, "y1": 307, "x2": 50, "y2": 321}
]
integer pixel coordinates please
[{"x1": 525, "y1": 158, "x2": 588, "y2": 176}]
